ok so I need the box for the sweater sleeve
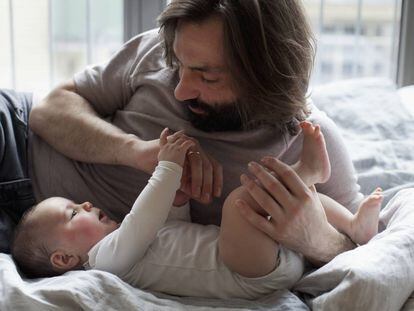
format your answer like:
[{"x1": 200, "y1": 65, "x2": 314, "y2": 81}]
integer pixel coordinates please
[
  {"x1": 85, "y1": 161, "x2": 182, "y2": 275},
  {"x1": 73, "y1": 29, "x2": 161, "y2": 117}
]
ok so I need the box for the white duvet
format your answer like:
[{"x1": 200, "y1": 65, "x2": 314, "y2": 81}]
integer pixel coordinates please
[{"x1": 1, "y1": 78, "x2": 414, "y2": 310}]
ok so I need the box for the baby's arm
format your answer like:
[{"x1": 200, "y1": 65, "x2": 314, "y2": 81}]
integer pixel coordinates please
[
  {"x1": 88, "y1": 129, "x2": 194, "y2": 275},
  {"x1": 88, "y1": 161, "x2": 183, "y2": 274}
]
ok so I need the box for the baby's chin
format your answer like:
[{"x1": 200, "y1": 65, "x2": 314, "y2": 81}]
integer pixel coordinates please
[{"x1": 106, "y1": 221, "x2": 120, "y2": 233}]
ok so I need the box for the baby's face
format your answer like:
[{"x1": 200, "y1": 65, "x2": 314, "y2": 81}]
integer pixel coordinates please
[{"x1": 34, "y1": 197, "x2": 119, "y2": 256}]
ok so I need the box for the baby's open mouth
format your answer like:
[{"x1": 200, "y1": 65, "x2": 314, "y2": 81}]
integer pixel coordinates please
[{"x1": 98, "y1": 210, "x2": 106, "y2": 222}]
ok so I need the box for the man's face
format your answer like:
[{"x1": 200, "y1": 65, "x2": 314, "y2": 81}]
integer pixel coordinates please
[
  {"x1": 173, "y1": 17, "x2": 243, "y2": 132},
  {"x1": 34, "y1": 197, "x2": 118, "y2": 256}
]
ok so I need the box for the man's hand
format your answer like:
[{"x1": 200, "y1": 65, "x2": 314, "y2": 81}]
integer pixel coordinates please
[
  {"x1": 156, "y1": 128, "x2": 223, "y2": 205},
  {"x1": 236, "y1": 157, "x2": 355, "y2": 264},
  {"x1": 178, "y1": 138, "x2": 223, "y2": 204},
  {"x1": 133, "y1": 129, "x2": 223, "y2": 205}
]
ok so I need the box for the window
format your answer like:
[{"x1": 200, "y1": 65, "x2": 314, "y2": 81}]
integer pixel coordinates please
[
  {"x1": 303, "y1": 0, "x2": 402, "y2": 85},
  {"x1": 0, "y1": 0, "x2": 123, "y2": 94},
  {"x1": 0, "y1": 0, "x2": 407, "y2": 93},
  {"x1": 52, "y1": 0, "x2": 123, "y2": 84},
  {"x1": 342, "y1": 62, "x2": 354, "y2": 76},
  {"x1": 321, "y1": 61, "x2": 334, "y2": 75}
]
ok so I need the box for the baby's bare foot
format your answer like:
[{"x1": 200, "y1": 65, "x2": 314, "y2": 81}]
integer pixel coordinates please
[
  {"x1": 350, "y1": 188, "x2": 383, "y2": 245},
  {"x1": 292, "y1": 121, "x2": 331, "y2": 186}
]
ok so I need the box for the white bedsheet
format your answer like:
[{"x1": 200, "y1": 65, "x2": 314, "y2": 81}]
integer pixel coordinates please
[
  {"x1": 298, "y1": 78, "x2": 414, "y2": 310},
  {"x1": 0, "y1": 253, "x2": 308, "y2": 310},
  {"x1": 310, "y1": 78, "x2": 414, "y2": 207},
  {"x1": 1, "y1": 78, "x2": 414, "y2": 310},
  {"x1": 295, "y1": 188, "x2": 414, "y2": 310}
]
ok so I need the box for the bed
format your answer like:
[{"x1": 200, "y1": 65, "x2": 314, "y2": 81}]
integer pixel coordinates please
[{"x1": 1, "y1": 78, "x2": 414, "y2": 310}]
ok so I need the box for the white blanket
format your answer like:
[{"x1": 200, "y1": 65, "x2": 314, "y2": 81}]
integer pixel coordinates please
[
  {"x1": 0, "y1": 253, "x2": 308, "y2": 310},
  {"x1": 1, "y1": 78, "x2": 414, "y2": 310},
  {"x1": 294, "y1": 78, "x2": 414, "y2": 310},
  {"x1": 310, "y1": 78, "x2": 414, "y2": 207},
  {"x1": 295, "y1": 188, "x2": 414, "y2": 310}
]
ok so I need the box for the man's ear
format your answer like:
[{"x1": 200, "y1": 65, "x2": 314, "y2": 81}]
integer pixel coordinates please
[{"x1": 50, "y1": 250, "x2": 80, "y2": 270}]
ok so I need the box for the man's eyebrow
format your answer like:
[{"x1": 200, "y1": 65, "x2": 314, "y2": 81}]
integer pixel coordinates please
[
  {"x1": 174, "y1": 56, "x2": 224, "y2": 73},
  {"x1": 188, "y1": 65, "x2": 224, "y2": 73}
]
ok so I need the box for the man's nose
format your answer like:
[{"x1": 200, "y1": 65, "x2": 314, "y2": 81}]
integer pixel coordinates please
[{"x1": 174, "y1": 69, "x2": 200, "y2": 101}]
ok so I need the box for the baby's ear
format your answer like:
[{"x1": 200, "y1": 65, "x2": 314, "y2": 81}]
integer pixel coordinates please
[{"x1": 50, "y1": 250, "x2": 80, "y2": 270}]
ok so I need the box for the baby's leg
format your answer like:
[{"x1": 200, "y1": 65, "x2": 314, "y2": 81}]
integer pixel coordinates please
[
  {"x1": 219, "y1": 186, "x2": 279, "y2": 278},
  {"x1": 290, "y1": 122, "x2": 355, "y2": 237},
  {"x1": 319, "y1": 189, "x2": 383, "y2": 245},
  {"x1": 291, "y1": 121, "x2": 331, "y2": 186},
  {"x1": 350, "y1": 188, "x2": 383, "y2": 244},
  {"x1": 293, "y1": 122, "x2": 381, "y2": 245}
]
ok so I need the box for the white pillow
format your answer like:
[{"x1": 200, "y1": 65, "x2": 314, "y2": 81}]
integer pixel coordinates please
[{"x1": 310, "y1": 78, "x2": 414, "y2": 205}]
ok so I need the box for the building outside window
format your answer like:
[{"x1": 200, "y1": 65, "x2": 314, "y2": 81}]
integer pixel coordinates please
[
  {"x1": 304, "y1": 0, "x2": 401, "y2": 85},
  {"x1": 0, "y1": 0, "x2": 403, "y2": 93},
  {"x1": 0, "y1": 0, "x2": 123, "y2": 94}
]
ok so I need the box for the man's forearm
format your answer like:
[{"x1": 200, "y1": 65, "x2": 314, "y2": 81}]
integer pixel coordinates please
[
  {"x1": 305, "y1": 226, "x2": 356, "y2": 266},
  {"x1": 29, "y1": 82, "x2": 154, "y2": 171}
]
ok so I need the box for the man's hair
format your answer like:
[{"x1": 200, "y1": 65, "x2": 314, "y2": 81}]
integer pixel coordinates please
[
  {"x1": 158, "y1": 0, "x2": 315, "y2": 135},
  {"x1": 11, "y1": 206, "x2": 61, "y2": 278}
]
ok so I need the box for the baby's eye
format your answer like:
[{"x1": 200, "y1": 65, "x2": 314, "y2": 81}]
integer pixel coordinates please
[{"x1": 71, "y1": 209, "x2": 77, "y2": 219}]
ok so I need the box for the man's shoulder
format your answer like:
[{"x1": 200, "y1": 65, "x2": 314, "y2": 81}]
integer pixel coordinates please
[
  {"x1": 125, "y1": 28, "x2": 171, "y2": 80},
  {"x1": 125, "y1": 28, "x2": 162, "y2": 56},
  {"x1": 130, "y1": 28, "x2": 161, "y2": 44}
]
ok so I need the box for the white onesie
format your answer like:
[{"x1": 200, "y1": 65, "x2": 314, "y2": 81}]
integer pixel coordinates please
[{"x1": 84, "y1": 161, "x2": 304, "y2": 300}]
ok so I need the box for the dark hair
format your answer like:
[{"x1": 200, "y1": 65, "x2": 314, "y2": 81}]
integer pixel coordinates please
[
  {"x1": 11, "y1": 206, "x2": 62, "y2": 278},
  {"x1": 158, "y1": 0, "x2": 315, "y2": 135}
]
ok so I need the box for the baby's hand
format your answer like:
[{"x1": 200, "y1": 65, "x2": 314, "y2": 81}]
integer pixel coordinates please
[{"x1": 158, "y1": 128, "x2": 195, "y2": 167}]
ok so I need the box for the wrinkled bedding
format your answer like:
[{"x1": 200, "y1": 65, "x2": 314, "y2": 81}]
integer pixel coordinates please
[
  {"x1": 297, "y1": 78, "x2": 414, "y2": 311},
  {"x1": 1, "y1": 78, "x2": 414, "y2": 310},
  {"x1": 311, "y1": 78, "x2": 414, "y2": 207}
]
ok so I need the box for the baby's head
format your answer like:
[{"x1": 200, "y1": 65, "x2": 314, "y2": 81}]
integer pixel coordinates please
[{"x1": 11, "y1": 197, "x2": 118, "y2": 278}]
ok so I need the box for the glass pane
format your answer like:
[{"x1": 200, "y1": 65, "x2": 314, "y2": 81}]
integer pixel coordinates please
[
  {"x1": 303, "y1": 0, "x2": 401, "y2": 85},
  {"x1": 1, "y1": 0, "x2": 123, "y2": 93},
  {"x1": 13, "y1": 0, "x2": 51, "y2": 93},
  {"x1": 51, "y1": 0, "x2": 123, "y2": 86},
  {"x1": 0, "y1": 0, "x2": 12, "y2": 88},
  {"x1": 360, "y1": 0, "x2": 398, "y2": 78},
  {"x1": 52, "y1": 0, "x2": 88, "y2": 85},
  {"x1": 90, "y1": 0, "x2": 123, "y2": 64}
]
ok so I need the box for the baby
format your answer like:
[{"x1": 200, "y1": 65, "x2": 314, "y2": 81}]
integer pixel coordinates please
[{"x1": 11, "y1": 122, "x2": 382, "y2": 300}]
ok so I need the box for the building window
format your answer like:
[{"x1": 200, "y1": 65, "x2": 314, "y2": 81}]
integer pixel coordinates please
[
  {"x1": 0, "y1": 0, "x2": 404, "y2": 92},
  {"x1": 304, "y1": 0, "x2": 402, "y2": 85},
  {"x1": 0, "y1": 0, "x2": 123, "y2": 93},
  {"x1": 342, "y1": 62, "x2": 354, "y2": 76}
]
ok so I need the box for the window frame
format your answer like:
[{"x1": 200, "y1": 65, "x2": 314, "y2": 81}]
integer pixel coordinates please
[
  {"x1": 397, "y1": 0, "x2": 414, "y2": 87},
  {"x1": 124, "y1": 0, "x2": 413, "y2": 87},
  {"x1": 123, "y1": 0, "x2": 167, "y2": 42}
]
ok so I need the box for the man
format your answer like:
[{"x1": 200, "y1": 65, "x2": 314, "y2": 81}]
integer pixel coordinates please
[{"x1": 7, "y1": 0, "x2": 361, "y2": 263}]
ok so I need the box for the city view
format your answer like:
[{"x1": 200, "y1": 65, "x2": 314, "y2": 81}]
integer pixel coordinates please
[
  {"x1": 0, "y1": 0, "x2": 401, "y2": 94},
  {"x1": 304, "y1": 0, "x2": 401, "y2": 84}
]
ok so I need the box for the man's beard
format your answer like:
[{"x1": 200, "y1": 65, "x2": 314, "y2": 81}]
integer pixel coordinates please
[{"x1": 183, "y1": 99, "x2": 243, "y2": 132}]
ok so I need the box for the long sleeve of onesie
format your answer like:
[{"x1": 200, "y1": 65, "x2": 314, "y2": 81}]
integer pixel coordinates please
[{"x1": 85, "y1": 161, "x2": 184, "y2": 276}]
